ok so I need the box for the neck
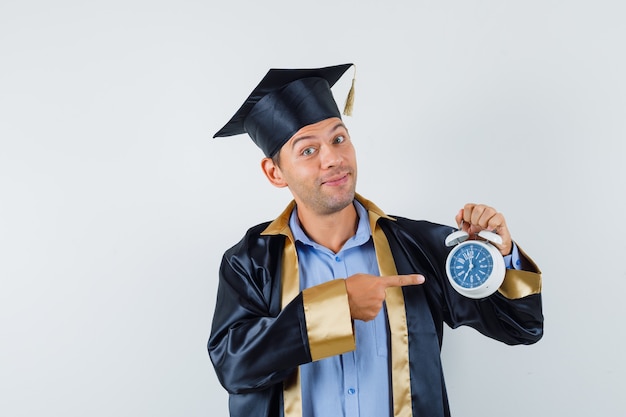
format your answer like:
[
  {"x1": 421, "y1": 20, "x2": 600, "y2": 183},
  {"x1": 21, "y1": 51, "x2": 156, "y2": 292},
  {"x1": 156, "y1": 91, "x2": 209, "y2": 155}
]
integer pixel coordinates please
[{"x1": 297, "y1": 203, "x2": 358, "y2": 253}]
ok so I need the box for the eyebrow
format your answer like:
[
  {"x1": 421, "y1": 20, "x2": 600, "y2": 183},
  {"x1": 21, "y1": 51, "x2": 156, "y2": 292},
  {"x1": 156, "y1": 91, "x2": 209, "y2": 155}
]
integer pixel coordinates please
[{"x1": 289, "y1": 122, "x2": 347, "y2": 150}]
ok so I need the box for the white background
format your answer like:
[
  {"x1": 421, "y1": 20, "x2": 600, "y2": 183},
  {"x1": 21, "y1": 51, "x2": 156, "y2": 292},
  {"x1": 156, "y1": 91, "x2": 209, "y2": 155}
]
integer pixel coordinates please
[{"x1": 1, "y1": 1, "x2": 625, "y2": 416}]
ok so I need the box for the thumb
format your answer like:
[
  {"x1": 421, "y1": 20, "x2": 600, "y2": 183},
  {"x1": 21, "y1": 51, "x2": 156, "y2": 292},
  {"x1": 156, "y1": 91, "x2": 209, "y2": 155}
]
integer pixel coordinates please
[{"x1": 455, "y1": 209, "x2": 464, "y2": 228}]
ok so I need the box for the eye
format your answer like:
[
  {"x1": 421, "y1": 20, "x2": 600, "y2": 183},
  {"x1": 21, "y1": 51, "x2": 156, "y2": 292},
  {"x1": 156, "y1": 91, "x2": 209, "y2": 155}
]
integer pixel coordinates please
[
  {"x1": 333, "y1": 135, "x2": 345, "y2": 144},
  {"x1": 301, "y1": 146, "x2": 316, "y2": 156}
]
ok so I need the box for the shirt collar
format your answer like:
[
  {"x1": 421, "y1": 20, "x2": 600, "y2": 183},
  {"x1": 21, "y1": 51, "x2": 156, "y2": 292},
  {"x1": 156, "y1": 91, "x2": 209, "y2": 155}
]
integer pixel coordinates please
[
  {"x1": 289, "y1": 200, "x2": 372, "y2": 252},
  {"x1": 261, "y1": 193, "x2": 395, "y2": 238}
]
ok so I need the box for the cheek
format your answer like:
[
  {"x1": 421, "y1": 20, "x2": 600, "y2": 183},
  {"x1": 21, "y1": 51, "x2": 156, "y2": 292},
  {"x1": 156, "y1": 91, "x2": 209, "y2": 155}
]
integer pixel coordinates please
[
  {"x1": 345, "y1": 149, "x2": 357, "y2": 167},
  {"x1": 345, "y1": 144, "x2": 357, "y2": 159},
  {"x1": 280, "y1": 165, "x2": 312, "y2": 186}
]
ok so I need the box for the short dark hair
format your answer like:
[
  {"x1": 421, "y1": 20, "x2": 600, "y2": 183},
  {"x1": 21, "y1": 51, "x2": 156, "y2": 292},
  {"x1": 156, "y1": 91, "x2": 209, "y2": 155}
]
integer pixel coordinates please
[{"x1": 271, "y1": 151, "x2": 281, "y2": 168}]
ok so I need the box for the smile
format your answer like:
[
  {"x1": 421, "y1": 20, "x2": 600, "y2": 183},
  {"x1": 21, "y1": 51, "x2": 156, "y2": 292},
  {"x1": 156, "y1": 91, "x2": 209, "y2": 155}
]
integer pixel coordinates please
[{"x1": 321, "y1": 173, "x2": 350, "y2": 186}]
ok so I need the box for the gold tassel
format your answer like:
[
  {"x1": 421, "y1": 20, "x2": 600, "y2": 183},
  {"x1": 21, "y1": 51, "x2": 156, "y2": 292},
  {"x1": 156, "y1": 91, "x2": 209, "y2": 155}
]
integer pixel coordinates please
[{"x1": 342, "y1": 65, "x2": 356, "y2": 116}]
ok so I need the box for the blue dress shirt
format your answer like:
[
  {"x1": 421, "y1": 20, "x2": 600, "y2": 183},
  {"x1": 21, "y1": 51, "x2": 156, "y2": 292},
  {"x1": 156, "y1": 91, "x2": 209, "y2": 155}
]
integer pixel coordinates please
[{"x1": 290, "y1": 201, "x2": 390, "y2": 417}]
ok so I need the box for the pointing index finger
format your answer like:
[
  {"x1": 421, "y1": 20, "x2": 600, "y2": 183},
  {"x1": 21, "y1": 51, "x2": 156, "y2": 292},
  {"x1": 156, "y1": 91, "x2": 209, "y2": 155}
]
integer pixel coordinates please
[{"x1": 384, "y1": 274, "x2": 425, "y2": 288}]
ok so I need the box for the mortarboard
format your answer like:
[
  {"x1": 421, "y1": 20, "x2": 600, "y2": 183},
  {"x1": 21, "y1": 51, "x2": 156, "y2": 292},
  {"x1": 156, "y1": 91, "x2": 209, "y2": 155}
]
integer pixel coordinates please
[{"x1": 213, "y1": 63, "x2": 355, "y2": 157}]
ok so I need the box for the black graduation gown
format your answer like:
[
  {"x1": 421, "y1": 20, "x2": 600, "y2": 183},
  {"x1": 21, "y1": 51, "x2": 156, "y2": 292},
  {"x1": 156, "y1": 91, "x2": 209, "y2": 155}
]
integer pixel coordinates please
[{"x1": 208, "y1": 196, "x2": 543, "y2": 417}]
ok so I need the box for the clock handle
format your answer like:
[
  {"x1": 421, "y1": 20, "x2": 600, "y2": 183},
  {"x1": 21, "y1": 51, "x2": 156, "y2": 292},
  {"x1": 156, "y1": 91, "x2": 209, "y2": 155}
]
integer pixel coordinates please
[
  {"x1": 445, "y1": 230, "x2": 469, "y2": 247},
  {"x1": 478, "y1": 230, "x2": 503, "y2": 245}
]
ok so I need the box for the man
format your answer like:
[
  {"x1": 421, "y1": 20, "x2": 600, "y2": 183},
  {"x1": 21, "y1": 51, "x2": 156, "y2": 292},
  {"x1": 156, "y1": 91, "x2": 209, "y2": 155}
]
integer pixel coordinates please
[{"x1": 209, "y1": 63, "x2": 543, "y2": 417}]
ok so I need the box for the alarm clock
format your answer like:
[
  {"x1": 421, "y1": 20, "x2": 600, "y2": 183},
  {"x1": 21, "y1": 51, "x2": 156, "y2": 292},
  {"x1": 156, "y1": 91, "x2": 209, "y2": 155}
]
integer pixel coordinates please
[{"x1": 444, "y1": 228, "x2": 506, "y2": 299}]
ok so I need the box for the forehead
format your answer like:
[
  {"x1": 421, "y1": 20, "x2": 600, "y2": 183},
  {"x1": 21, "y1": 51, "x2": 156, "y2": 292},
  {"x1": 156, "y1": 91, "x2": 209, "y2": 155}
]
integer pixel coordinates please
[{"x1": 287, "y1": 117, "x2": 346, "y2": 143}]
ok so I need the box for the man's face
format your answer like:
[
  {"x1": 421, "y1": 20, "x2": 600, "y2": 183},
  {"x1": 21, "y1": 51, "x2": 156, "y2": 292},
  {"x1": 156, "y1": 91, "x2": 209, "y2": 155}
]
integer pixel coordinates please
[{"x1": 270, "y1": 117, "x2": 357, "y2": 216}]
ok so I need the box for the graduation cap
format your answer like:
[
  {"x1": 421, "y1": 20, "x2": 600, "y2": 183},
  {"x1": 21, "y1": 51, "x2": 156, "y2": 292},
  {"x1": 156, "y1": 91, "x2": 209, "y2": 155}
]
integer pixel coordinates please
[{"x1": 213, "y1": 63, "x2": 355, "y2": 157}]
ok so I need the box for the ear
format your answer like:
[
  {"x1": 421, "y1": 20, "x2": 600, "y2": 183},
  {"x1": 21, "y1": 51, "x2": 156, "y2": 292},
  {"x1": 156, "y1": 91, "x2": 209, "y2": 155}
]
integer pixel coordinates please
[{"x1": 261, "y1": 157, "x2": 288, "y2": 188}]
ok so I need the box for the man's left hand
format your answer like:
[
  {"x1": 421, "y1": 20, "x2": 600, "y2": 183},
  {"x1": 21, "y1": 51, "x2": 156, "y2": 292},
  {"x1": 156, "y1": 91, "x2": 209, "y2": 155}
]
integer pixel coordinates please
[{"x1": 455, "y1": 203, "x2": 513, "y2": 256}]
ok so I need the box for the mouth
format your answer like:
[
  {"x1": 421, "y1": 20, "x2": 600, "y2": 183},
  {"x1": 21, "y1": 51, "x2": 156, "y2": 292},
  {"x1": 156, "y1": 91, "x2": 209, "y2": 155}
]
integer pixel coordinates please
[{"x1": 321, "y1": 172, "x2": 350, "y2": 186}]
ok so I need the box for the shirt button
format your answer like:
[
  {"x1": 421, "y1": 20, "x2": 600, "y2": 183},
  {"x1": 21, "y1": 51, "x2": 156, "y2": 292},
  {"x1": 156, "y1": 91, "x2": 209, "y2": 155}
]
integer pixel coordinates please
[
  {"x1": 335, "y1": 256, "x2": 341, "y2": 262},
  {"x1": 347, "y1": 388, "x2": 356, "y2": 395}
]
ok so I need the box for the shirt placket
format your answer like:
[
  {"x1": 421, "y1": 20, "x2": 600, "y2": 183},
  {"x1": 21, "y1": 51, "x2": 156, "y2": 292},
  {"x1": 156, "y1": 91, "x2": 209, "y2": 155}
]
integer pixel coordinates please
[{"x1": 331, "y1": 251, "x2": 360, "y2": 417}]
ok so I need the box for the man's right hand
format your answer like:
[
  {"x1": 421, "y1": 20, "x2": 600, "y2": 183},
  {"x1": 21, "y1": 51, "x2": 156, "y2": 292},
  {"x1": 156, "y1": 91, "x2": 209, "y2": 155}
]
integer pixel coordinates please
[{"x1": 345, "y1": 273, "x2": 425, "y2": 321}]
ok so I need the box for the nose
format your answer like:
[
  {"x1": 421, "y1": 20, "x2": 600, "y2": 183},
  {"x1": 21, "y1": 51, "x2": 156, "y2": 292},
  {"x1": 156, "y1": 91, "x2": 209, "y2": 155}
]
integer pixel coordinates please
[{"x1": 319, "y1": 144, "x2": 343, "y2": 168}]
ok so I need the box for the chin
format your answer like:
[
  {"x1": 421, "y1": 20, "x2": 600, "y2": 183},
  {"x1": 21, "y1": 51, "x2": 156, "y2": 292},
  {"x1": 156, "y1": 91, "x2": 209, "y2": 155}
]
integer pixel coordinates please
[{"x1": 324, "y1": 190, "x2": 355, "y2": 212}]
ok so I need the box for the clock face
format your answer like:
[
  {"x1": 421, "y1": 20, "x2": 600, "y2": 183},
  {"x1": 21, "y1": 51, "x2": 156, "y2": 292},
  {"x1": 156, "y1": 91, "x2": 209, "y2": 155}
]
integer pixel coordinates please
[{"x1": 448, "y1": 242, "x2": 495, "y2": 289}]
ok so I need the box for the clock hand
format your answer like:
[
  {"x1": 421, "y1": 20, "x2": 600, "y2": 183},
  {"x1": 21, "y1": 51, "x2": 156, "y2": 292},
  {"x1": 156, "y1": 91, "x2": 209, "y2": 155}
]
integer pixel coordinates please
[{"x1": 463, "y1": 258, "x2": 474, "y2": 280}]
